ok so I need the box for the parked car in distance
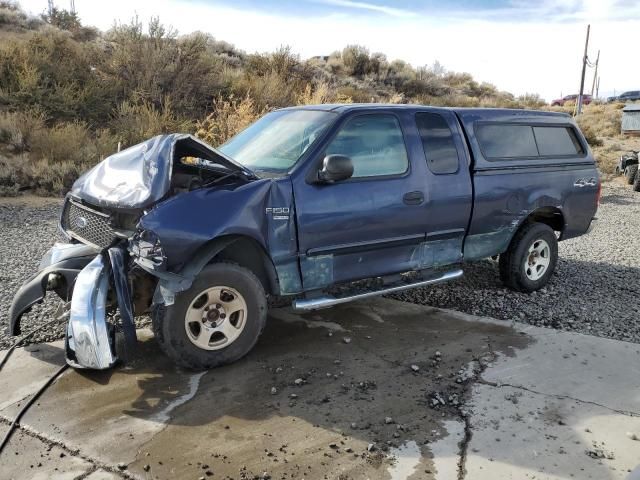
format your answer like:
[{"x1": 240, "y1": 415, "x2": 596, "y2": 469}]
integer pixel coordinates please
[
  {"x1": 551, "y1": 94, "x2": 592, "y2": 107},
  {"x1": 608, "y1": 91, "x2": 640, "y2": 103},
  {"x1": 9, "y1": 105, "x2": 601, "y2": 371}
]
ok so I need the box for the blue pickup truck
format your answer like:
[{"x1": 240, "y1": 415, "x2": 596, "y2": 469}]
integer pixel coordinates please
[{"x1": 9, "y1": 104, "x2": 600, "y2": 370}]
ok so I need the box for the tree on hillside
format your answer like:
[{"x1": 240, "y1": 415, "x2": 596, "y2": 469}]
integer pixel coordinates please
[{"x1": 42, "y1": 7, "x2": 80, "y2": 31}]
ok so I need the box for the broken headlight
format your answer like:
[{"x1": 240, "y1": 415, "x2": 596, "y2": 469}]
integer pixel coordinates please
[{"x1": 129, "y1": 230, "x2": 166, "y2": 270}]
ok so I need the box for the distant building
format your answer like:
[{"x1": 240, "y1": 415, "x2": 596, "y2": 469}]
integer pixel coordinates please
[{"x1": 622, "y1": 104, "x2": 640, "y2": 136}]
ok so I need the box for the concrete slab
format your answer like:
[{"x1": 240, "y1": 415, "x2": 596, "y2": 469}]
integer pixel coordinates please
[
  {"x1": 0, "y1": 340, "x2": 66, "y2": 411},
  {"x1": 84, "y1": 469, "x2": 125, "y2": 480},
  {"x1": 0, "y1": 298, "x2": 638, "y2": 480},
  {"x1": 466, "y1": 384, "x2": 640, "y2": 479},
  {"x1": 0, "y1": 422, "x2": 93, "y2": 479},
  {"x1": 482, "y1": 324, "x2": 640, "y2": 415}
]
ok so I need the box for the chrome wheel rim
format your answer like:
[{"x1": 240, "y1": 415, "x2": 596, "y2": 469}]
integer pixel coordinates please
[
  {"x1": 524, "y1": 239, "x2": 551, "y2": 281},
  {"x1": 184, "y1": 286, "x2": 247, "y2": 351}
]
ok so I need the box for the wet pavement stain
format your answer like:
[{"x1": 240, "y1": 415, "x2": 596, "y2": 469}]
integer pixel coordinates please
[{"x1": 2, "y1": 298, "x2": 532, "y2": 479}]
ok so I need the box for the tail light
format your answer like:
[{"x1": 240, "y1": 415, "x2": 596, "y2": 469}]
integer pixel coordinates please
[{"x1": 595, "y1": 178, "x2": 602, "y2": 208}]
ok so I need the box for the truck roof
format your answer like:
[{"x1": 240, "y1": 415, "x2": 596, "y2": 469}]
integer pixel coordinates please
[{"x1": 282, "y1": 103, "x2": 571, "y2": 119}]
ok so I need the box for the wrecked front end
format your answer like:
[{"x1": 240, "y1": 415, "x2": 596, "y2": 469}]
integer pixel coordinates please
[{"x1": 8, "y1": 133, "x2": 257, "y2": 370}]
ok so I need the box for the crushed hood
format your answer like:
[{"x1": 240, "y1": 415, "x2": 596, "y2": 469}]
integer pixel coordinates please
[{"x1": 71, "y1": 134, "x2": 255, "y2": 210}]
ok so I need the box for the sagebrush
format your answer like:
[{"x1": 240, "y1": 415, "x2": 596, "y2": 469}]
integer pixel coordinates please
[{"x1": 0, "y1": 2, "x2": 623, "y2": 194}]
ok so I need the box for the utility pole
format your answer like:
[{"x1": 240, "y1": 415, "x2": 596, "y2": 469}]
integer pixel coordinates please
[
  {"x1": 47, "y1": 0, "x2": 54, "y2": 16},
  {"x1": 70, "y1": 0, "x2": 75, "y2": 14},
  {"x1": 590, "y1": 49, "x2": 600, "y2": 97},
  {"x1": 577, "y1": 24, "x2": 590, "y2": 115},
  {"x1": 596, "y1": 77, "x2": 600, "y2": 98}
]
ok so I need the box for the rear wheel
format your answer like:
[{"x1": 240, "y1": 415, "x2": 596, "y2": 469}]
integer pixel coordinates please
[
  {"x1": 152, "y1": 263, "x2": 267, "y2": 370},
  {"x1": 625, "y1": 164, "x2": 638, "y2": 185},
  {"x1": 499, "y1": 222, "x2": 558, "y2": 293}
]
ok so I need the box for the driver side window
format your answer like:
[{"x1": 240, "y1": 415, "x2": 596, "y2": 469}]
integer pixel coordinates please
[{"x1": 324, "y1": 114, "x2": 409, "y2": 178}]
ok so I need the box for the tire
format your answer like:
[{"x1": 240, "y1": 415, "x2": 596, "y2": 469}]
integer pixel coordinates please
[
  {"x1": 499, "y1": 222, "x2": 558, "y2": 293},
  {"x1": 634, "y1": 169, "x2": 640, "y2": 192},
  {"x1": 625, "y1": 164, "x2": 638, "y2": 185},
  {"x1": 152, "y1": 263, "x2": 267, "y2": 370}
]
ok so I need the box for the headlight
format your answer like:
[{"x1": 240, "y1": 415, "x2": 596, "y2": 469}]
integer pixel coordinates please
[{"x1": 129, "y1": 230, "x2": 166, "y2": 270}]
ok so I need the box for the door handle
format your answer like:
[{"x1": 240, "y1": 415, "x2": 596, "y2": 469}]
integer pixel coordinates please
[{"x1": 403, "y1": 191, "x2": 424, "y2": 205}]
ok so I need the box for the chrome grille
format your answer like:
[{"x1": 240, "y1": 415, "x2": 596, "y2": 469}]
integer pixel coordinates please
[{"x1": 62, "y1": 199, "x2": 117, "y2": 249}]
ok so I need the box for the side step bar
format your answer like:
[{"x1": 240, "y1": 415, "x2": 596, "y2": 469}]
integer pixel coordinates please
[{"x1": 292, "y1": 269, "x2": 463, "y2": 311}]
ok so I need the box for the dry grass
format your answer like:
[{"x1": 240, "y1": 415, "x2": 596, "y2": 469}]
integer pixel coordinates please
[{"x1": 196, "y1": 95, "x2": 267, "y2": 147}]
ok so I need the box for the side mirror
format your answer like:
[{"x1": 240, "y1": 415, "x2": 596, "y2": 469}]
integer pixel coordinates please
[{"x1": 317, "y1": 155, "x2": 353, "y2": 183}]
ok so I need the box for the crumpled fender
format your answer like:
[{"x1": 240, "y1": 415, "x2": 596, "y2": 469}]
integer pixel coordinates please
[{"x1": 8, "y1": 243, "x2": 98, "y2": 335}]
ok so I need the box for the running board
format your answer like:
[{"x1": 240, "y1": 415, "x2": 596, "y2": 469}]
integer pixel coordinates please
[{"x1": 292, "y1": 269, "x2": 463, "y2": 311}]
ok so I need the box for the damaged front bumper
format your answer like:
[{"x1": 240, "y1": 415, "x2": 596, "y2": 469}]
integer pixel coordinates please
[
  {"x1": 8, "y1": 243, "x2": 98, "y2": 335},
  {"x1": 9, "y1": 243, "x2": 137, "y2": 370},
  {"x1": 65, "y1": 254, "x2": 117, "y2": 370}
]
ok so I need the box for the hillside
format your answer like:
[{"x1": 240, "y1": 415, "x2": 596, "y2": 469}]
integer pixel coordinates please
[{"x1": 0, "y1": 1, "x2": 625, "y2": 195}]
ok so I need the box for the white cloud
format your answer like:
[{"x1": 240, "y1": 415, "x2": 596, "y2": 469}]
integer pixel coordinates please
[
  {"x1": 314, "y1": 0, "x2": 416, "y2": 18},
  {"x1": 17, "y1": 0, "x2": 640, "y2": 101}
]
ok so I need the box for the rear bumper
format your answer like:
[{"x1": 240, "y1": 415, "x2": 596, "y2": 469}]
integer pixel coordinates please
[{"x1": 8, "y1": 243, "x2": 98, "y2": 335}]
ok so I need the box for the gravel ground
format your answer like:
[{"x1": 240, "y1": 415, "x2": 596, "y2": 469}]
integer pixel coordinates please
[
  {"x1": 0, "y1": 199, "x2": 66, "y2": 349},
  {"x1": 393, "y1": 183, "x2": 640, "y2": 343},
  {"x1": 1, "y1": 183, "x2": 639, "y2": 350}
]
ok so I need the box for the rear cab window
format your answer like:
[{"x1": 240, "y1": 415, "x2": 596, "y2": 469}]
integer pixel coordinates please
[
  {"x1": 475, "y1": 123, "x2": 585, "y2": 160},
  {"x1": 415, "y1": 112, "x2": 459, "y2": 174}
]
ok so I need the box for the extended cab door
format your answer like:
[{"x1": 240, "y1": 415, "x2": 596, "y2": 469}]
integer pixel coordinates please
[{"x1": 292, "y1": 108, "x2": 472, "y2": 290}]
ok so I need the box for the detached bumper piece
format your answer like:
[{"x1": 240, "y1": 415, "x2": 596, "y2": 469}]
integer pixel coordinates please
[
  {"x1": 65, "y1": 255, "x2": 117, "y2": 370},
  {"x1": 8, "y1": 243, "x2": 98, "y2": 336}
]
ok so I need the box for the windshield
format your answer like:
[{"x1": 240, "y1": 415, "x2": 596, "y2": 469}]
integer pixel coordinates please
[{"x1": 218, "y1": 109, "x2": 336, "y2": 172}]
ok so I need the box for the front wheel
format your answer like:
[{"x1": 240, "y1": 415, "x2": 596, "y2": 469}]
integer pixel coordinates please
[
  {"x1": 152, "y1": 263, "x2": 267, "y2": 370},
  {"x1": 499, "y1": 222, "x2": 558, "y2": 293}
]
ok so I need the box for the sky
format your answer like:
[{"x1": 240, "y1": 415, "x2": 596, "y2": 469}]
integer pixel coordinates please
[{"x1": 17, "y1": 0, "x2": 640, "y2": 101}]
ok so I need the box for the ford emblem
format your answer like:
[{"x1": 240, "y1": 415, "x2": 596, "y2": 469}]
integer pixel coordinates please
[{"x1": 74, "y1": 216, "x2": 88, "y2": 229}]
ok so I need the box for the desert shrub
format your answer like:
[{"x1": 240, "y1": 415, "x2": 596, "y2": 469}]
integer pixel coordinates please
[
  {"x1": 110, "y1": 100, "x2": 193, "y2": 147},
  {"x1": 342, "y1": 45, "x2": 371, "y2": 77},
  {"x1": 296, "y1": 82, "x2": 353, "y2": 105},
  {"x1": 0, "y1": 1, "x2": 41, "y2": 30},
  {"x1": 0, "y1": 29, "x2": 112, "y2": 123},
  {"x1": 0, "y1": 155, "x2": 90, "y2": 195},
  {"x1": 576, "y1": 104, "x2": 622, "y2": 139},
  {"x1": 29, "y1": 121, "x2": 93, "y2": 163},
  {"x1": 196, "y1": 95, "x2": 266, "y2": 147},
  {"x1": 232, "y1": 71, "x2": 300, "y2": 109},
  {"x1": 0, "y1": 109, "x2": 47, "y2": 152}
]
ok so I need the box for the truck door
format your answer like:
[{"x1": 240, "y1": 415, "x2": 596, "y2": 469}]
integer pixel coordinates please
[
  {"x1": 412, "y1": 110, "x2": 473, "y2": 267},
  {"x1": 292, "y1": 109, "x2": 471, "y2": 290}
]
